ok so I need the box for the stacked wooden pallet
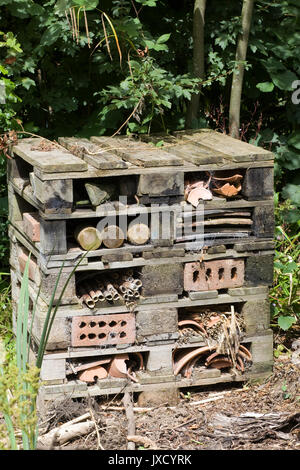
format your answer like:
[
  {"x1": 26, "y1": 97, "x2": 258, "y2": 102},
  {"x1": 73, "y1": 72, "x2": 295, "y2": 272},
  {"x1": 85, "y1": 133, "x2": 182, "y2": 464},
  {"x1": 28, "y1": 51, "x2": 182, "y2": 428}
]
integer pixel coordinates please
[{"x1": 8, "y1": 129, "x2": 275, "y2": 403}]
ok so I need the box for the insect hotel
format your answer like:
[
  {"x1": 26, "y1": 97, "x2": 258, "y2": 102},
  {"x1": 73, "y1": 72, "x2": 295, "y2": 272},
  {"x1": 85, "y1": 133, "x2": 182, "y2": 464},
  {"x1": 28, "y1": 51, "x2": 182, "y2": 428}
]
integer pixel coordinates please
[{"x1": 7, "y1": 129, "x2": 275, "y2": 404}]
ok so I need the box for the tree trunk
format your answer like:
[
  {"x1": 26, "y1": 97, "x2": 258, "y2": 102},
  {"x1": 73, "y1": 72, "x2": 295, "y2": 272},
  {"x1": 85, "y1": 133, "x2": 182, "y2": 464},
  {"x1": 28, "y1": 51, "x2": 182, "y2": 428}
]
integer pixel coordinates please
[
  {"x1": 186, "y1": 0, "x2": 206, "y2": 129},
  {"x1": 229, "y1": 0, "x2": 255, "y2": 139}
]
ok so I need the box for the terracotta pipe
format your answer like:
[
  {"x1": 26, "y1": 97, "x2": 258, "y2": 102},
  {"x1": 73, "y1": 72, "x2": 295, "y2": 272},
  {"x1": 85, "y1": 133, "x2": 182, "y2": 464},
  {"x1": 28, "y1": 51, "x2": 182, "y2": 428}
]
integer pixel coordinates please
[
  {"x1": 207, "y1": 357, "x2": 233, "y2": 369},
  {"x1": 236, "y1": 355, "x2": 245, "y2": 373},
  {"x1": 239, "y1": 344, "x2": 252, "y2": 361},
  {"x1": 178, "y1": 320, "x2": 207, "y2": 337},
  {"x1": 173, "y1": 346, "x2": 215, "y2": 376}
]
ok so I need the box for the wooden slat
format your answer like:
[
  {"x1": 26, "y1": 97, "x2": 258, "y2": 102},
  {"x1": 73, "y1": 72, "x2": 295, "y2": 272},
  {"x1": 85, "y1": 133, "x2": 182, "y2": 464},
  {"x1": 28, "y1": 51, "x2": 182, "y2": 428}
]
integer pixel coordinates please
[
  {"x1": 140, "y1": 134, "x2": 229, "y2": 165},
  {"x1": 91, "y1": 136, "x2": 184, "y2": 167},
  {"x1": 58, "y1": 137, "x2": 128, "y2": 169},
  {"x1": 12, "y1": 138, "x2": 88, "y2": 173},
  {"x1": 175, "y1": 129, "x2": 274, "y2": 162}
]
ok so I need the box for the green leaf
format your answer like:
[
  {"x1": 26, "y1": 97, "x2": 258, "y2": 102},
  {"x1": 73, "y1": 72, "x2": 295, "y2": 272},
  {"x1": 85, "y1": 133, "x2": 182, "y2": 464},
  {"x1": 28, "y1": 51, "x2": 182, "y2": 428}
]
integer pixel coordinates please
[
  {"x1": 288, "y1": 132, "x2": 300, "y2": 150},
  {"x1": 157, "y1": 33, "x2": 171, "y2": 44},
  {"x1": 272, "y1": 70, "x2": 298, "y2": 91},
  {"x1": 282, "y1": 183, "x2": 300, "y2": 206},
  {"x1": 282, "y1": 261, "x2": 298, "y2": 274},
  {"x1": 72, "y1": 0, "x2": 99, "y2": 10},
  {"x1": 256, "y1": 82, "x2": 274, "y2": 93},
  {"x1": 278, "y1": 316, "x2": 297, "y2": 331}
]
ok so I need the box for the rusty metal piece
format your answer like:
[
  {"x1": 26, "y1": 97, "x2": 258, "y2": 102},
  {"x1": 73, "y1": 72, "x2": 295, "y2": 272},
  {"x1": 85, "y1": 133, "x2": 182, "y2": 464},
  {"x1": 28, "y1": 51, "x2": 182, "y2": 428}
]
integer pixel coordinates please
[
  {"x1": 178, "y1": 320, "x2": 207, "y2": 336},
  {"x1": 173, "y1": 346, "x2": 214, "y2": 376},
  {"x1": 108, "y1": 354, "x2": 129, "y2": 378}
]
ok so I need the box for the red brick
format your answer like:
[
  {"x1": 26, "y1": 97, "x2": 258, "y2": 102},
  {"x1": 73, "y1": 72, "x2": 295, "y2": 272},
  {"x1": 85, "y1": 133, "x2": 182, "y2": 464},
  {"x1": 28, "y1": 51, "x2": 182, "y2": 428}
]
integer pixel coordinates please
[
  {"x1": 184, "y1": 259, "x2": 244, "y2": 291},
  {"x1": 18, "y1": 252, "x2": 39, "y2": 283},
  {"x1": 23, "y1": 212, "x2": 40, "y2": 242},
  {"x1": 71, "y1": 313, "x2": 136, "y2": 347}
]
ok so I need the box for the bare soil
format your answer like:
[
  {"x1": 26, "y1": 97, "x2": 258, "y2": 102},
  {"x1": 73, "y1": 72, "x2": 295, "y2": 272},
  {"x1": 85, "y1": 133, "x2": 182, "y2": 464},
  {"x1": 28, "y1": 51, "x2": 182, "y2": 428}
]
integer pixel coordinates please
[{"x1": 40, "y1": 354, "x2": 299, "y2": 451}]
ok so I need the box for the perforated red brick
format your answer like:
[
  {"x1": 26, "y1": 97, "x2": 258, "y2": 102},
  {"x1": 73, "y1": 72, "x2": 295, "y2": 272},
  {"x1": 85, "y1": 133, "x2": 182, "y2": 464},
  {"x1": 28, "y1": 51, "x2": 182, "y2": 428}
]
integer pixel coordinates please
[
  {"x1": 71, "y1": 313, "x2": 136, "y2": 347},
  {"x1": 184, "y1": 259, "x2": 244, "y2": 292}
]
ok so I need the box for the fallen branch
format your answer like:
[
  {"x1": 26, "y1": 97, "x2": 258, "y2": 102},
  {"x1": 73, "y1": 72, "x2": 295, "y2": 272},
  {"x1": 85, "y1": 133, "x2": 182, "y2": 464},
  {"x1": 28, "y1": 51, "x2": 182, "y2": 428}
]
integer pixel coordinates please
[
  {"x1": 38, "y1": 420, "x2": 95, "y2": 448},
  {"x1": 122, "y1": 392, "x2": 136, "y2": 451}
]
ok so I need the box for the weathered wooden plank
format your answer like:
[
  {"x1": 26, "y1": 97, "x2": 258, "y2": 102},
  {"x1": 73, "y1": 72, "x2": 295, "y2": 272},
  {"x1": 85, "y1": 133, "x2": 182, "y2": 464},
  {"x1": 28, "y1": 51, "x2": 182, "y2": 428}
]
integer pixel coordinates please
[
  {"x1": 58, "y1": 137, "x2": 128, "y2": 169},
  {"x1": 137, "y1": 172, "x2": 184, "y2": 196},
  {"x1": 175, "y1": 129, "x2": 274, "y2": 162},
  {"x1": 91, "y1": 136, "x2": 184, "y2": 167},
  {"x1": 140, "y1": 134, "x2": 229, "y2": 165},
  {"x1": 242, "y1": 167, "x2": 274, "y2": 200},
  {"x1": 12, "y1": 138, "x2": 88, "y2": 173},
  {"x1": 32, "y1": 159, "x2": 273, "y2": 181}
]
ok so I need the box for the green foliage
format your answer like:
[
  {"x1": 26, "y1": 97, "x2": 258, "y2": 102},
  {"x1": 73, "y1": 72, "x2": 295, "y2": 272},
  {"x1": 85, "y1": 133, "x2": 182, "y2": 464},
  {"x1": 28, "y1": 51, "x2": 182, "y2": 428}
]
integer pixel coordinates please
[
  {"x1": 98, "y1": 56, "x2": 200, "y2": 134},
  {"x1": 0, "y1": 362, "x2": 40, "y2": 450},
  {"x1": 270, "y1": 199, "x2": 300, "y2": 331}
]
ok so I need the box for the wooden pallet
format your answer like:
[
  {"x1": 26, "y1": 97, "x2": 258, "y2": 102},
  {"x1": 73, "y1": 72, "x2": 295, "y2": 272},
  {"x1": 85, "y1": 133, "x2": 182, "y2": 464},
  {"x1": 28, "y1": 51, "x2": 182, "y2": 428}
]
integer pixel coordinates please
[{"x1": 33, "y1": 330, "x2": 274, "y2": 399}]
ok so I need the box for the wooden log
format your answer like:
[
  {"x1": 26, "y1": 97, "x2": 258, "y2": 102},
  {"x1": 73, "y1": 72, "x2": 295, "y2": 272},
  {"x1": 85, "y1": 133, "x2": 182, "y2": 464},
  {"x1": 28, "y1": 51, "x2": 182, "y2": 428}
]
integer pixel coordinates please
[
  {"x1": 127, "y1": 221, "x2": 150, "y2": 245},
  {"x1": 74, "y1": 225, "x2": 102, "y2": 250},
  {"x1": 100, "y1": 225, "x2": 125, "y2": 249}
]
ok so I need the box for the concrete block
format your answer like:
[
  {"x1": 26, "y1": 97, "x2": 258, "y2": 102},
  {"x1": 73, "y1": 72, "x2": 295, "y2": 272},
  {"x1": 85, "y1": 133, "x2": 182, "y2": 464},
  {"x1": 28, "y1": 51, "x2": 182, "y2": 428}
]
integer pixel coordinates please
[
  {"x1": 241, "y1": 299, "x2": 270, "y2": 335},
  {"x1": 249, "y1": 330, "x2": 274, "y2": 364},
  {"x1": 136, "y1": 308, "x2": 178, "y2": 341},
  {"x1": 228, "y1": 286, "x2": 269, "y2": 296},
  {"x1": 146, "y1": 345, "x2": 173, "y2": 374},
  {"x1": 245, "y1": 254, "x2": 274, "y2": 286},
  {"x1": 207, "y1": 245, "x2": 226, "y2": 254},
  {"x1": 188, "y1": 290, "x2": 218, "y2": 300},
  {"x1": 141, "y1": 263, "x2": 183, "y2": 296}
]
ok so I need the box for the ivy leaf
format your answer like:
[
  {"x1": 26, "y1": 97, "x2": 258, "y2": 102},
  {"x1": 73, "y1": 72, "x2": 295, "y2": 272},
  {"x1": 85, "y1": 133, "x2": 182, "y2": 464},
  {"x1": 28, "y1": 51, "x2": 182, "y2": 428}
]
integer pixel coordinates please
[
  {"x1": 256, "y1": 82, "x2": 274, "y2": 92},
  {"x1": 278, "y1": 316, "x2": 296, "y2": 331}
]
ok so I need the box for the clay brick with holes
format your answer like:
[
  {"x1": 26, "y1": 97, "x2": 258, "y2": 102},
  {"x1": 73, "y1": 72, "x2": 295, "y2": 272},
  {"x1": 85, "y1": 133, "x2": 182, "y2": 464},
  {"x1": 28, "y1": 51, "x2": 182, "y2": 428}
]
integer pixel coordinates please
[
  {"x1": 71, "y1": 313, "x2": 136, "y2": 347},
  {"x1": 184, "y1": 259, "x2": 244, "y2": 292}
]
